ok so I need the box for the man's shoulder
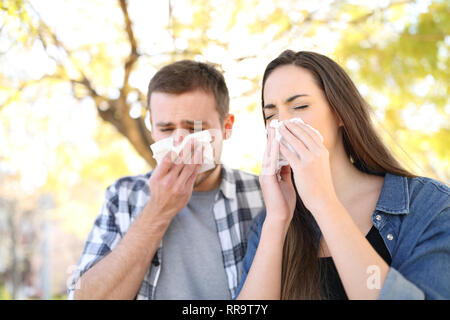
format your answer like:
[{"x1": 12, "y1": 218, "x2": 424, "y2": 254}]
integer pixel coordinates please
[
  {"x1": 223, "y1": 167, "x2": 262, "y2": 194},
  {"x1": 220, "y1": 167, "x2": 264, "y2": 216},
  {"x1": 223, "y1": 166, "x2": 260, "y2": 184},
  {"x1": 100, "y1": 171, "x2": 152, "y2": 218},
  {"x1": 106, "y1": 171, "x2": 152, "y2": 195}
]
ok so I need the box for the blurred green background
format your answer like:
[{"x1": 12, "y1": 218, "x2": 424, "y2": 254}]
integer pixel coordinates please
[{"x1": 0, "y1": 0, "x2": 448, "y2": 299}]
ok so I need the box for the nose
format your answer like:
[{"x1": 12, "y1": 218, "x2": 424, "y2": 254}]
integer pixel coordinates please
[
  {"x1": 278, "y1": 108, "x2": 292, "y2": 122},
  {"x1": 172, "y1": 129, "x2": 188, "y2": 147}
]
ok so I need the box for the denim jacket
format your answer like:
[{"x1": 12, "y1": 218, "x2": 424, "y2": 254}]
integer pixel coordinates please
[{"x1": 235, "y1": 173, "x2": 450, "y2": 299}]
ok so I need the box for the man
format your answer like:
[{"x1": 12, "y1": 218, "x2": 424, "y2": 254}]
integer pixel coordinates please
[{"x1": 68, "y1": 60, "x2": 264, "y2": 299}]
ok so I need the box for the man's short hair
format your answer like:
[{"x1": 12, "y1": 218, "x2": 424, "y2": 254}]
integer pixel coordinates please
[{"x1": 147, "y1": 60, "x2": 230, "y2": 122}]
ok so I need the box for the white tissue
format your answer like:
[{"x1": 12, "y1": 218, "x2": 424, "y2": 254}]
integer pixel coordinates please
[
  {"x1": 269, "y1": 118, "x2": 323, "y2": 174},
  {"x1": 150, "y1": 130, "x2": 215, "y2": 174}
]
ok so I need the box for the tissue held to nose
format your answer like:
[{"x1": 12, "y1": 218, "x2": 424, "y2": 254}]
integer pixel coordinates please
[
  {"x1": 268, "y1": 117, "x2": 323, "y2": 173},
  {"x1": 150, "y1": 130, "x2": 216, "y2": 173}
]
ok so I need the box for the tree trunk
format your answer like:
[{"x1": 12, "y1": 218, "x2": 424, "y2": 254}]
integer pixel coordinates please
[{"x1": 96, "y1": 96, "x2": 156, "y2": 168}]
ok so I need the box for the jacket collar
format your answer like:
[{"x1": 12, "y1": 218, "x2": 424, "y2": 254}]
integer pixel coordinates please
[{"x1": 375, "y1": 173, "x2": 410, "y2": 215}]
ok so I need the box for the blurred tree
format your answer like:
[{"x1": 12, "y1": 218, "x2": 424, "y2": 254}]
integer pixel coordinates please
[
  {"x1": 334, "y1": 0, "x2": 449, "y2": 180},
  {"x1": 0, "y1": 1, "x2": 448, "y2": 222},
  {"x1": 1, "y1": 0, "x2": 449, "y2": 300},
  {"x1": 2, "y1": 0, "x2": 157, "y2": 166},
  {"x1": 0, "y1": 176, "x2": 40, "y2": 299},
  {"x1": 3, "y1": 0, "x2": 447, "y2": 180},
  {"x1": 246, "y1": 0, "x2": 449, "y2": 180}
]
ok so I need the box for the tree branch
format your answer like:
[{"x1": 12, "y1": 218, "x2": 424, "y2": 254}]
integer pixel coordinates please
[
  {"x1": 0, "y1": 74, "x2": 64, "y2": 111},
  {"x1": 272, "y1": 0, "x2": 414, "y2": 45},
  {"x1": 347, "y1": 0, "x2": 413, "y2": 25},
  {"x1": 118, "y1": 0, "x2": 140, "y2": 94}
]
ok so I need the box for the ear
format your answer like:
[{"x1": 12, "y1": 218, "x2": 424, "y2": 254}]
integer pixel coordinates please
[
  {"x1": 223, "y1": 114, "x2": 235, "y2": 140},
  {"x1": 334, "y1": 112, "x2": 344, "y2": 127}
]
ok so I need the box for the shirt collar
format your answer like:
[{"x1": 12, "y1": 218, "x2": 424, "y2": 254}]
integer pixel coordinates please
[
  {"x1": 375, "y1": 173, "x2": 410, "y2": 215},
  {"x1": 218, "y1": 165, "x2": 236, "y2": 200}
]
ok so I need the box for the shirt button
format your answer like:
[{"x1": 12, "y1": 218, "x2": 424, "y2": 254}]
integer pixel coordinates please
[
  {"x1": 387, "y1": 234, "x2": 394, "y2": 241},
  {"x1": 375, "y1": 215, "x2": 382, "y2": 221}
]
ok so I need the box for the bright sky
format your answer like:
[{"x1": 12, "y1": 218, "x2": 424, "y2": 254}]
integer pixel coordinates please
[{"x1": 0, "y1": 0, "x2": 444, "y2": 193}]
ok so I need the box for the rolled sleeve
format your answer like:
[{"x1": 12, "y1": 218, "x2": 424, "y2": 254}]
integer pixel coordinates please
[
  {"x1": 378, "y1": 267, "x2": 424, "y2": 300},
  {"x1": 379, "y1": 206, "x2": 450, "y2": 300}
]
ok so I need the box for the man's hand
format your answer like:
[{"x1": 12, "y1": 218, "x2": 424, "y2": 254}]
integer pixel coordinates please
[{"x1": 147, "y1": 139, "x2": 202, "y2": 220}]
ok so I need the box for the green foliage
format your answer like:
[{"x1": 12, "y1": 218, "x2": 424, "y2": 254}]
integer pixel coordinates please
[
  {"x1": 0, "y1": 0, "x2": 37, "y2": 48},
  {"x1": 1, "y1": 0, "x2": 26, "y2": 17},
  {"x1": 0, "y1": 285, "x2": 11, "y2": 300},
  {"x1": 334, "y1": 1, "x2": 449, "y2": 180}
]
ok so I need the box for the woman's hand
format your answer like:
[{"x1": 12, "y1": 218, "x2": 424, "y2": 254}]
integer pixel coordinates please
[
  {"x1": 278, "y1": 121, "x2": 337, "y2": 215},
  {"x1": 260, "y1": 126, "x2": 296, "y2": 230}
]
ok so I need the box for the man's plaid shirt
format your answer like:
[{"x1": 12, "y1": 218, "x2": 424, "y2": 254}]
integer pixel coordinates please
[{"x1": 68, "y1": 165, "x2": 264, "y2": 299}]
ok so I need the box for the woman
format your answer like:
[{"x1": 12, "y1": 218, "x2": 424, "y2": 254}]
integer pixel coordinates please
[{"x1": 235, "y1": 50, "x2": 450, "y2": 300}]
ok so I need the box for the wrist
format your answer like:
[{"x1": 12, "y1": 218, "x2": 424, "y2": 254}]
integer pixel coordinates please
[
  {"x1": 310, "y1": 195, "x2": 346, "y2": 226},
  {"x1": 262, "y1": 217, "x2": 291, "y2": 240},
  {"x1": 308, "y1": 193, "x2": 340, "y2": 216},
  {"x1": 141, "y1": 201, "x2": 173, "y2": 230}
]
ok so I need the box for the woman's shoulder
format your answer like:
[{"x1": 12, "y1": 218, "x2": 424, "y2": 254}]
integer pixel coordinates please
[
  {"x1": 409, "y1": 175, "x2": 450, "y2": 194},
  {"x1": 408, "y1": 175, "x2": 449, "y2": 203},
  {"x1": 406, "y1": 175, "x2": 450, "y2": 218},
  {"x1": 379, "y1": 173, "x2": 449, "y2": 229}
]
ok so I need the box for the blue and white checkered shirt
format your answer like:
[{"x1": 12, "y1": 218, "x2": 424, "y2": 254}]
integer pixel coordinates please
[{"x1": 68, "y1": 165, "x2": 264, "y2": 299}]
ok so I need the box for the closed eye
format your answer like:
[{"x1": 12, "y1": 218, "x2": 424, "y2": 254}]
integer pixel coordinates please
[
  {"x1": 264, "y1": 105, "x2": 307, "y2": 120},
  {"x1": 160, "y1": 127, "x2": 197, "y2": 132}
]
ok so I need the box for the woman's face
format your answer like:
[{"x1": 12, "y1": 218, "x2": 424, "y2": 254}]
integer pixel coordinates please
[{"x1": 262, "y1": 64, "x2": 343, "y2": 153}]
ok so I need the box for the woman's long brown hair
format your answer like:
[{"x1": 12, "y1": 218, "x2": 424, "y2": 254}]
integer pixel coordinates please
[{"x1": 261, "y1": 50, "x2": 415, "y2": 299}]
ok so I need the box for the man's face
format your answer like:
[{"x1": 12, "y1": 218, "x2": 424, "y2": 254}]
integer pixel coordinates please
[{"x1": 149, "y1": 89, "x2": 233, "y2": 173}]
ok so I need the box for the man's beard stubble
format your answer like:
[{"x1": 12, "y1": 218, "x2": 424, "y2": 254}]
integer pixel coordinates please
[{"x1": 193, "y1": 164, "x2": 220, "y2": 188}]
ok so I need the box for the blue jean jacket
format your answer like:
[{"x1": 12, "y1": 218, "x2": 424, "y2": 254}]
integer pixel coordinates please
[{"x1": 235, "y1": 173, "x2": 450, "y2": 299}]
